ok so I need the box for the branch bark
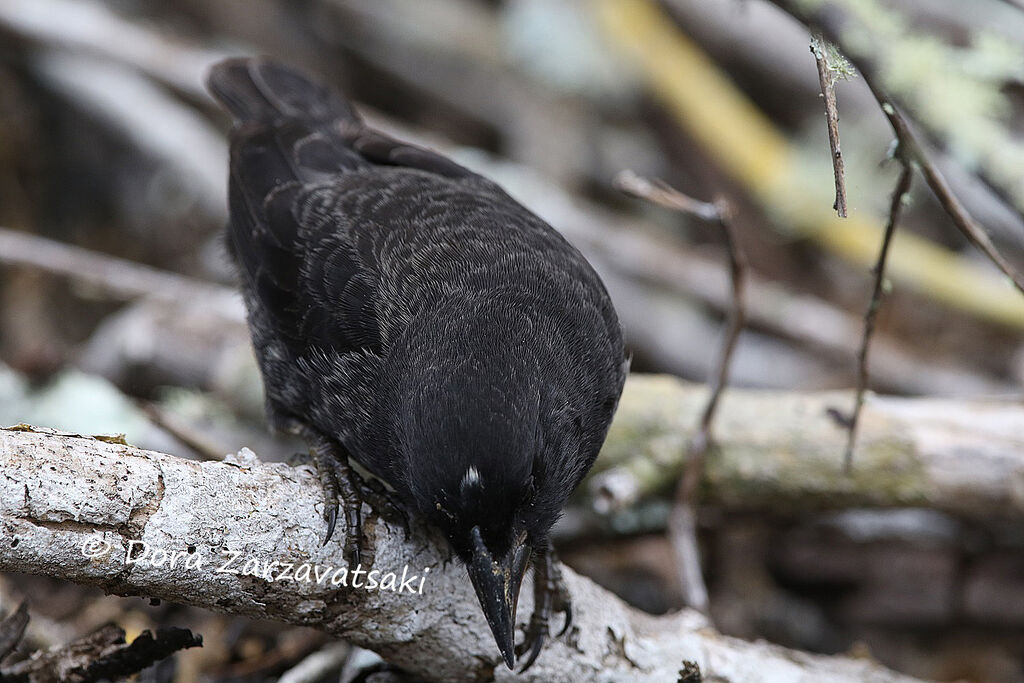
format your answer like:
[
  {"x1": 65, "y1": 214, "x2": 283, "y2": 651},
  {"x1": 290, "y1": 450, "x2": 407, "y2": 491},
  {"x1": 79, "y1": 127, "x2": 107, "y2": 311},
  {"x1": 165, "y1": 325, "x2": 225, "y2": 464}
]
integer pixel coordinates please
[
  {"x1": 0, "y1": 424, "x2": 921, "y2": 682},
  {"x1": 590, "y1": 376, "x2": 1024, "y2": 518}
]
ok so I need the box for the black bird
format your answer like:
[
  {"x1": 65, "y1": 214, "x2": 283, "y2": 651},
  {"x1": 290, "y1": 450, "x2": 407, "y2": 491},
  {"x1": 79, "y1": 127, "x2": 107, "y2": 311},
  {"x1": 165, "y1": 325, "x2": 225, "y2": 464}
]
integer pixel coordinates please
[{"x1": 207, "y1": 57, "x2": 626, "y2": 671}]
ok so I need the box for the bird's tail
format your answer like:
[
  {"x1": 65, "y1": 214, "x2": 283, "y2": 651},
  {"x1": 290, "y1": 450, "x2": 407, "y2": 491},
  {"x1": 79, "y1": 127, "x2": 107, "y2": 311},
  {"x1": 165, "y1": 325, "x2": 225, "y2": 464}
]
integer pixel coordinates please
[
  {"x1": 206, "y1": 57, "x2": 362, "y2": 128},
  {"x1": 206, "y1": 57, "x2": 369, "y2": 316}
]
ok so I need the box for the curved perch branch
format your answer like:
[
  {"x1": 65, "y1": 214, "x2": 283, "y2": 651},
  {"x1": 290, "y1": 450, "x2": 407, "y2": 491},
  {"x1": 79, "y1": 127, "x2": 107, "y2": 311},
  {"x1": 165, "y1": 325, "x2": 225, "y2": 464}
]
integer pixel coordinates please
[{"x1": 0, "y1": 424, "x2": 920, "y2": 682}]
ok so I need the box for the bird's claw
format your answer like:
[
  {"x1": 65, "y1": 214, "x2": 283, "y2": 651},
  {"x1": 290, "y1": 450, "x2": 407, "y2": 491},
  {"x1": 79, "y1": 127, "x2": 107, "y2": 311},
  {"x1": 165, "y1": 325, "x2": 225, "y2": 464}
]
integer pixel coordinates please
[
  {"x1": 556, "y1": 600, "x2": 573, "y2": 637},
  {"x1": 291, "y1": 420, "x2": 368, "y2": 566},
  {"x1": 349, "y1": 469, "x2": 412, "y2": 539},
  {"x1": 310, "y1": 444, "x2": 343, "y2": 548},
  {"x1": 336, "y1": 459, "x2": 367, "y2": 568},
  {"x1": 516, "y1": 544, "x2": 572, "y2": 672},
  {"x1": 322, "y1": 504, "x2": 338, "y2": 548}
]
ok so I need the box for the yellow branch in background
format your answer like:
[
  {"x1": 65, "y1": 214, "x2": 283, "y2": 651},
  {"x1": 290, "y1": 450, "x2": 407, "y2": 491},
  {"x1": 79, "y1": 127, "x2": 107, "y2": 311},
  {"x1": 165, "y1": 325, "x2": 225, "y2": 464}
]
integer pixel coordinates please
[{"x1": 596, "y1": 0, "x2": 1024, "y2": 331}]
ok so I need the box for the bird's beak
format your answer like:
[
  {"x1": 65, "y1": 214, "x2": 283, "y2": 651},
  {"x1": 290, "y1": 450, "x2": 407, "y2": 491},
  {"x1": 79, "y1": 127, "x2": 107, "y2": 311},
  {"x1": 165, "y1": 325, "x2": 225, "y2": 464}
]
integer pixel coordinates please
[{"x1": 465, "y1": 525, "x2": 530, "y2": 670}]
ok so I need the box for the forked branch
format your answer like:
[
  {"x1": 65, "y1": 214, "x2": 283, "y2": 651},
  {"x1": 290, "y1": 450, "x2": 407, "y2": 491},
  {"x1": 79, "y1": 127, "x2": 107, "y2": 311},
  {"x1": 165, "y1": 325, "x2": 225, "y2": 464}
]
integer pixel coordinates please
[{"x1": 614, "y1": 170, "x2": 747, "y2": 614}]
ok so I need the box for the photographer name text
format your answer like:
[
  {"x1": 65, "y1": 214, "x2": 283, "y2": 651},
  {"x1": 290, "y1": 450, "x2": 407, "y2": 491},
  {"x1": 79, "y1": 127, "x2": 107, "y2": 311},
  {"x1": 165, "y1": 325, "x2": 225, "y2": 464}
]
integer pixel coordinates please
[{"x1": 81, "y1": 537, "x2": 429, "y2": 593}]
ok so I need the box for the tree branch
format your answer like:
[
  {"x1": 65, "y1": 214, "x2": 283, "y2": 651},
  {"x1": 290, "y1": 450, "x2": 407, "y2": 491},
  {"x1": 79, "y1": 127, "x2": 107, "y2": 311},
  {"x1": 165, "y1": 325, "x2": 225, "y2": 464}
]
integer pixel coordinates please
[
  {"x1": 614, "y1": 170, "x2": 747, "y2": 614},
  {"x1": 590, "y1": 376, "x2": 1024, "y2": 518},
  {"x1": 0, "y1": 227, "x2": 228, "y2": 305},
  {"x1": 0, "y1": 425, "x2": 923, "y2": 681}
]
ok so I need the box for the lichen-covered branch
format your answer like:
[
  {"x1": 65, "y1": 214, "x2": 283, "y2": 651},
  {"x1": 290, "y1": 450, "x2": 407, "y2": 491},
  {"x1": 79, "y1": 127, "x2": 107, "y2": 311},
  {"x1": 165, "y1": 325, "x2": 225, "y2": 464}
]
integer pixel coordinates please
[
  {"x1": 766, "y1": 0, "x2": 1024, "y2": 219},
  {"x1": 0, "y1": 425, "x2": 921, "y2": 682},
  {"x1": 764, "y1": 0, "x2": 1024, "y2": 297},
  {"x1": 591, "y1": 375, "x2": 1024, "y2": 518}
]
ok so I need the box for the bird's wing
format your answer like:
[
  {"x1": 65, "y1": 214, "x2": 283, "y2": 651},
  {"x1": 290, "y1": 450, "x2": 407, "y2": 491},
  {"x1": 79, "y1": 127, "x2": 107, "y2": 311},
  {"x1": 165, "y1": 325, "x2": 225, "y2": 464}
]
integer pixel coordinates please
[
  {"x1": 349, "y1": 127, "x2": 482, "y2": 180},
  {"x1": 215, "y1": 59, "x2": 491, "y2": 359},
  {"x1": 212, "y1": 59, "x2": 520, "y2": 464}
]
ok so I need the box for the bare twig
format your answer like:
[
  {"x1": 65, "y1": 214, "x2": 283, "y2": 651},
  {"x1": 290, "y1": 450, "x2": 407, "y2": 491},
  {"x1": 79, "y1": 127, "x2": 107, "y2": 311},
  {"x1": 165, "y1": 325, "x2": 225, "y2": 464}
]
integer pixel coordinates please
[
  {"x1": 614, "y1": 170, "x2": 747, "y2": 614},
  {"x1": 613, "y1": 171, "x2": 721, "y2": 220},
  {"x1": 811, "y1": 35, "x2": 847, "y2": 218},
  {"x1": 845, "y1": 161, "x2": 913, "y2": 472},
  {"x1": 614, "y1": 171, "x2": 748, "y2": 449},
  {"x1": 0, "y1": 226, "x2": 228, "y2": 304},
  {"x1": 874, "y1": 100, "x2": 1024, "y2": 297},
  {"x1": 138, "y1": 401, "x2": 230, "y2": 462},
  {"x1": 800, "y1": 21, "x2": 1016, "y2": 467}
]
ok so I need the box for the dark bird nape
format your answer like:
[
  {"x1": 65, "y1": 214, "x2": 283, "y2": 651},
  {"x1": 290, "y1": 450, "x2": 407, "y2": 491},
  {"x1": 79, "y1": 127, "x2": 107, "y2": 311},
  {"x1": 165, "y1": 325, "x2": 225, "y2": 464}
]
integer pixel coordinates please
[{"x1": 206, "y1": 56, "x2": 627, "y2": 672}]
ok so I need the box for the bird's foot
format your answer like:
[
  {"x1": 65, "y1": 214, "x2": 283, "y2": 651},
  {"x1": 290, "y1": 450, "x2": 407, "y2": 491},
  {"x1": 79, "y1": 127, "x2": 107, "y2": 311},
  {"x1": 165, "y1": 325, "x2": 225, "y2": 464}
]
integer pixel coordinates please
[
  {"x1": 285, "y1": 419, "x2": 367, "y2": 568},
  {"x1": 516, "y1": 544, "x2": 572, "y2": 672},
  {"x1": 347, "y1": 466, "x2": 412, "y2": 540},
  {"x1": 333, "y1": 458, "x2": 368, "y2": 568}
]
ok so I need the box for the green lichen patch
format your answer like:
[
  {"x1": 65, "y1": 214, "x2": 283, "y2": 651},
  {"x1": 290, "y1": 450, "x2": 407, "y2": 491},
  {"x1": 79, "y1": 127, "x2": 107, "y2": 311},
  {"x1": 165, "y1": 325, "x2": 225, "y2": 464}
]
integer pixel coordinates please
[
  {"x1": 2, "y1": 423, "x2": 37, "y2": 432},
  {"x1": 94, "y1": 433, "x2": 130, "y2": 446}
]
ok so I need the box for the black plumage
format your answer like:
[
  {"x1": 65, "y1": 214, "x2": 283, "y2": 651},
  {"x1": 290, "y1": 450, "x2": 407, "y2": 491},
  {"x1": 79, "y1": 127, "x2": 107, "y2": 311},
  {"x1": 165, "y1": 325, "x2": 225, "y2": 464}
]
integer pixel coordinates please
[{"x1": 207, "y1": 57, "x2": 626, "y2": 671}]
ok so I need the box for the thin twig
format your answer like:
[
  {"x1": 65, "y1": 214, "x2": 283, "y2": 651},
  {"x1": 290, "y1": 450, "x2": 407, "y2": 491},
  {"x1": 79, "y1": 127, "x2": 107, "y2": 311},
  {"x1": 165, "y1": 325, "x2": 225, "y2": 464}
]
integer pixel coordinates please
[
  {"x1": 845, "y1": 161, "x2": 913, "y2": 472},
  {"x1": 138, "y1": 401, "x2": 228, "y2": 462},
  {"x1": 614, "y1": 171, "x2": 721, "y2": 221},
  {"x1": 614, "y1": 170, "x2": 747, "y2": 614},
  {"x1": 0, "y1": 226, "x2": 228, "y2": 303},
  {"x1": 874, "y1": 100, "x2": 1024, "y2": 297},
  {"x1": 811, "y1": 35, "x2": 847, "y2": 218}
]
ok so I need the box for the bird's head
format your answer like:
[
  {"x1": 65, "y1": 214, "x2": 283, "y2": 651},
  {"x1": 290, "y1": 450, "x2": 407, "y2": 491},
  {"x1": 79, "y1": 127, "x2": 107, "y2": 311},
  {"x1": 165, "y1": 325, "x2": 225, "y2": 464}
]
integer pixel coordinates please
[
  {"x1": 389, "y1": 305, "x2": 590, "y2": 668},
  {"x1": 398, "y1": 374, "x2": 563, "y2": 670},
  {"x1": 433, "y1": 460, "x2": 536, "y2": 670}
]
